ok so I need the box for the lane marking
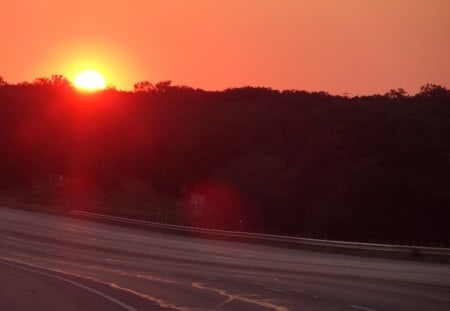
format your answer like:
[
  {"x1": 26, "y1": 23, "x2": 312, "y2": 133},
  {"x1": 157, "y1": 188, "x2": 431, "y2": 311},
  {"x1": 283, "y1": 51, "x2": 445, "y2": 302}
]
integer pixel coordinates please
[
  {"x1": 266, "y1": 287, "x2": 286, "y2": 293},
  {"x1": 349, "y1": 305, "x2": 377, "y2": 311},
  {"x1": 287, "y1": 288, "x2": 306, "y2": 294},
  {"x1": 107, "y1": 283, "x2": 197, "y2": 311},
  {"x1": 1, "y1": 257, "x2": 202, "y2": 311},
  {"x1": 1, "y1": 261, "x2": 137, "y2": 311}
]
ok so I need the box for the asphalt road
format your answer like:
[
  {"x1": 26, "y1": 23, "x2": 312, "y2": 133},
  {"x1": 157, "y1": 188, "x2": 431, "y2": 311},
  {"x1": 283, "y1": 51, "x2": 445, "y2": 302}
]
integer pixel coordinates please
[{"x1": 0, "y1": 206, "x2": 449, "y2": 311}]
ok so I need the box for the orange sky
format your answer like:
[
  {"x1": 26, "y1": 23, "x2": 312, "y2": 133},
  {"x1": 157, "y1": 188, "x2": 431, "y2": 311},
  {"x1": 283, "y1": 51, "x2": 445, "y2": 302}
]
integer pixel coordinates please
[{"x1": 1, "y1": 0, "x2": 449, "y2": 95}]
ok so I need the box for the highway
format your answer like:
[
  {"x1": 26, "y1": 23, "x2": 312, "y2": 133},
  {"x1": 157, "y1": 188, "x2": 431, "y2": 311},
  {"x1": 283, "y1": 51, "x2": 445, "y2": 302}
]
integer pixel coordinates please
[{"x1": 0, "y1": 206, "x2": 449, "y2": 311}]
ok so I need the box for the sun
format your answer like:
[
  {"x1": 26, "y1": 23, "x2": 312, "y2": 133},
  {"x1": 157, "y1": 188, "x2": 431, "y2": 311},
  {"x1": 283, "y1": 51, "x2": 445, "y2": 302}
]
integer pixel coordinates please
[{"x1": 74, "y1": 70, "x2": 106, "y2": 91}]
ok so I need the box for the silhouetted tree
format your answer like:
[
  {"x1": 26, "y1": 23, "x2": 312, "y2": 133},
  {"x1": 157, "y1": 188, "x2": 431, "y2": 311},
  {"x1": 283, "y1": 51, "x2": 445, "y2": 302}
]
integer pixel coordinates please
[
  {"x1": 154, "y1": 80, "x2": 172, "y2": 92},
  {"x1": 134, "y1": 80, "x2": 174, "y2": 93},
  {"x1": 417, "y1": 83, "x2": 449, "y2": 98},
  {"x1": 385, "y1": 88, "x2": 408, "y2": 98},
  {"x1": 134, "y1": 81, "x2": 155, "y2": 92},
  {"x1": 50, "y1": 75, "x2": 71, "y2": 89},
  {"x1": 0, "y1": 76, "x2": 7, "y2": 86},
  {"x1": 33, "y1": 75, "x2": 71, "y2": 88}
]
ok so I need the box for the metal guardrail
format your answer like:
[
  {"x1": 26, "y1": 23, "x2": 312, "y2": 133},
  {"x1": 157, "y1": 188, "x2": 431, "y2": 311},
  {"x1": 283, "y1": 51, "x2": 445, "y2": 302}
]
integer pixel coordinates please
[{"x1": 68, "y1": 210, "x2": 450, "y2": 259}]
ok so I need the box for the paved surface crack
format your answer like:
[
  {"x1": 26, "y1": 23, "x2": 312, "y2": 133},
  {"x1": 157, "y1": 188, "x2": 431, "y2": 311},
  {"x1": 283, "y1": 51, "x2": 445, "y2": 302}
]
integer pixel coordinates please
[{"x1": 191, "y1": 282, "x2": 289, "y2": 311}]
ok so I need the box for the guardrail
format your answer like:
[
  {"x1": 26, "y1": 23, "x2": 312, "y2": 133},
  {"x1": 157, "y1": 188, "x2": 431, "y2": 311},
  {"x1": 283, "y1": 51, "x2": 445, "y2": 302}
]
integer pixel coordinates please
[{"x1": 68, "y1": 210, "x2": 450, "y2": 261}]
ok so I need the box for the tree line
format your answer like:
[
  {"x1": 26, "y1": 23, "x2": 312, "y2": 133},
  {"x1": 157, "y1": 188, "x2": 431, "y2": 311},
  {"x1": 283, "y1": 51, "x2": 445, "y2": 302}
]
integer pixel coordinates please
[{"x1": 0, "y1": 75, "x2": 449, "y2": 245}]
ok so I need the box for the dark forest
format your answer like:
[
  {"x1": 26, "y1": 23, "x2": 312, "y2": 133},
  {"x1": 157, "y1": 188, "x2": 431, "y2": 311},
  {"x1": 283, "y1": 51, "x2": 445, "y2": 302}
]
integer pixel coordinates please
[{"x1": 1, "y1": 76, "x2": 449, "y2": 246}]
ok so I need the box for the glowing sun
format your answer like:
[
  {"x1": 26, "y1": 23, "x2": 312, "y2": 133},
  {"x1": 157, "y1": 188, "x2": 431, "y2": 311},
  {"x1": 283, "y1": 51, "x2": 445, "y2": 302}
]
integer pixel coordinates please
[{"x1": 74, "y1": 70, "x2": 106, "y2": 91}]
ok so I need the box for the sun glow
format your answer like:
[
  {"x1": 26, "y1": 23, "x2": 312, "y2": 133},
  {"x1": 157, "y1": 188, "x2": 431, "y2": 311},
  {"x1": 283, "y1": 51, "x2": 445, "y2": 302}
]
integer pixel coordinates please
[{"x1": 74, "y1": 70, "x2": 106, "y2": 91}]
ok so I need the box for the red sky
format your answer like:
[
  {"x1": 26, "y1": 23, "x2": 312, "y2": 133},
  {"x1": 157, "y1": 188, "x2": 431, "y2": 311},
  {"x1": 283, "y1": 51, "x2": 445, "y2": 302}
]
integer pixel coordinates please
[{"x1": 1, "y1": 0, "x2": 449, "y2": 95}]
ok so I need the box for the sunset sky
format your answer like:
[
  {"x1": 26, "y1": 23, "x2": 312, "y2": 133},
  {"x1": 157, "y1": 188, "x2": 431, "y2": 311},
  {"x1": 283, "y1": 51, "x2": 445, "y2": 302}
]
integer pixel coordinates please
[{"x1": 1, "y1": 0, "x2": 449, "y2": 95}]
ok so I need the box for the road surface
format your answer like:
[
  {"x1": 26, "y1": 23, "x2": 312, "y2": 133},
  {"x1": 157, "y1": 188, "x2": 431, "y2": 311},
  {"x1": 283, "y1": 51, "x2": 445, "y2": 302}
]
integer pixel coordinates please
[{"x1": 0, "y1": 206, "x2": 449, "y2": 311}]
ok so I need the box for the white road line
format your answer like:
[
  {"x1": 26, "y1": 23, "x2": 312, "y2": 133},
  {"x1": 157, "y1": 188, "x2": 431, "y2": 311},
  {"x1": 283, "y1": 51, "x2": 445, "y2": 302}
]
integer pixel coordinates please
[
  {"x1": 349, "y1": 305, "x2": 378, "y2": 311},
  {"x1": 287, "y1": 288, "x2": 306, "y2": 294},
  {"x1": 1, "y1": 261, "x2": 137, "y2": 311},
  {"x1": 266, "y1": 287, "x2": 285, "y2": 293}
]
